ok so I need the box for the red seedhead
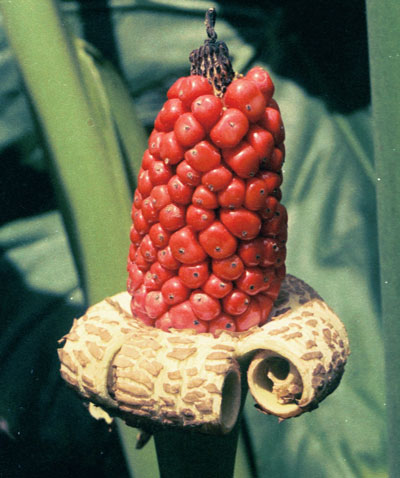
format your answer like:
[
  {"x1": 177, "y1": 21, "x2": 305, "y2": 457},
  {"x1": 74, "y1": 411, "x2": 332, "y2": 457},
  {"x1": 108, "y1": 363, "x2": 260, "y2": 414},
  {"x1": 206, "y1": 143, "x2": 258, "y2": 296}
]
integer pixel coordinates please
[{"x1": 127, "y1": 9, "x2": 287, "y2": 334}]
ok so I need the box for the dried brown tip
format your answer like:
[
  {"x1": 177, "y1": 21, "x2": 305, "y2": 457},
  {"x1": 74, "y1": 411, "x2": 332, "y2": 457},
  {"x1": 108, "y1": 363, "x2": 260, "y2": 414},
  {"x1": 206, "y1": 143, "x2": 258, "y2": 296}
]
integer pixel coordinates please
[{"x1": 189, "y1": 7, "x2": 236, "y2": 95}]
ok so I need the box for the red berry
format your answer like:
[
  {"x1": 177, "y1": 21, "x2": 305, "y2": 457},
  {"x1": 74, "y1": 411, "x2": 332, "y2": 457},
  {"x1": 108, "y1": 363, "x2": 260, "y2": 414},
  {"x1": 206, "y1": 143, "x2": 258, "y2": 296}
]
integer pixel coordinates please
[
  {"x1": 150, "y1": 261, "x2": 175, "y2": 287},
  {"x1": 261, "y1": 203, "x2": 287, "y2": 238},
  {"x1": 186, "y1": 204, "x2": 216, "y2": 231},
  {"x1": 177, "y1": 75, "x2": 213, "y2": 107},
  {"x1": 202, "y1": 273, "x2": 233, "y2": 299},
  {"x1": 264, "y1": 278, "x2": 282, "y2": 302},
  {"x1": 134, "y1": 249, "x2": 151, "y2": 271},
  {"x1": 222, "y1": 289, "x2": 250, "y2": 315},
  {"x1": 246, "y1": 124, "x2": 274, "y2": 161},
  {"x1": 167, "y1": 77, "x2": 186, "y2": 99},
  {"x1": 142, "y1": 148, "x2": 157, "y2": 169},
  {"x1": 145, "y1": 291, "x2": 169, "y2": 319},
  {"x1": 223, "y1": 141, "x2": 260, "y2": 178},
  {"x1": 149, "y1": 223, "x2": 170, "y2": 249},
  {"x1": 148, "y1": 160, "x2": 173, "y2": 185},
  {"x1": 127, "y1": 262, "x2": 144, "y2": 292},
  {"x1": 137, "y1": 169, "x2": 153, "y2": 197},
  {"x1": 157, "y1": 245, "x2": 181, "y2": 270},
  {"x1": 258, "y1": 171, "x2": 283, "y2": 195},
  {"x1": 174, "y1": 112, "x2": 206, "y2": 148},
  {"x1": 161, "y1": 277, "x2": 190, "y2": 305},
  {"x1": 141, "y1": 197, "x2": 158, "y2": 223},
  {"x1": 212, "y1": 254, "x2": 244, "y2": 281},
  {"x1": 244, "y1": 178, "x2": 268, "y2": 211},
  {"x1": 139, "y1": 234, "x2": 157, "y2": 262},
  {"x1": 178, "y1": 261, "x2": 209, "y2": 288},
  {"x1": 143, "y1": 270, "x2": 159, "y2": 291},
  {"x1": 133, "y1": 190, "x2": 143, "y2": 210},
  {"x1": 235, "y1": 267, "x2": 266, "y2": 295},
  {"x1": 224, "y1": 78, "x2": 266, "y2": 123},
  {"x1": 259, "y1": 107, "x2": 285, "y2": 144},
  {"x1": 256, "y1": 294, "x2": 274, "y2": 326},
  {"x1": 160, "y1": 131, "x2": 185, "y2": 165},
  {"x1": 245, "y1": 66, "x2": 275, "y2": 104},
  {"x1": 220, "y1": 208, "x2": 261, "y2": 240},
  {"x1": 189, "y1": 291, "x2": 221, "y2": 321},
  {"x1": 159, "y1": 203, "x2": 186, "y2": 231},
  {"x1": 150, "y1": 184, "x2": 171, "y2": 211},
  {"x1": 237, "y1": 238, "x2": 263, "y2": 266},
  {"x1": 192, "y1": 185, "x2": 218, "y2": 209},
  {"x1": 208, "y1": 314, "x2": 237, "y2": 334},
  {"x1": 155, "y1": 98, "x2": 188, "y2": 132},
  {"x1": 132, "y1": 209, "x2": 151, "y2": 234},
  {"x1": 266, "y1": 147, "x2": 285, "y2": 172},
  {"x1": 191, "y1": 94, "x2": 223, "y2": 131},
  {"x1": 198, "y1": 221, "x2": 237, "y2": 259},
  {"x1": 185, "y1": 140, "x2": 221, "y2": 172},
  {"x1": 235, "y1": 299, "x2": 261, "y2": 331},
  {"x1": 176, "y1": 159, "x2": 202, "y2": 186},
  {"x1": 210, "y1": 108, "x2": 249, "y2": 149},
  {"x1": 169, "y1": 226, "x2": 207, "y2": 264},
  {"x1": 201, "y1": 165, "x2": 233, "y2": 192},
  {"x1": 130, "y1": 224, "x2": 142, "y2": 245},
  {"x1": 167, "y1": 175, "x2": 194, "y2": 205},
  {"x1": 260, "y1": 237, "x2": 280, "y2": 267},
  {"x1": 260, "y1": 196, "x2": 279, "y2": 220},
  {"x1": 218, "y1": 177, "x2": 246, "y2": 209},
  {"x1": 169, "y1": 300, "x2": 208, "y2": 333},
  {"x1": 155, "y1": 311, "x2": 173, "y2": 332},
  {"x1": 148, "y1": 132, "x2": 163, "y2": 159}
]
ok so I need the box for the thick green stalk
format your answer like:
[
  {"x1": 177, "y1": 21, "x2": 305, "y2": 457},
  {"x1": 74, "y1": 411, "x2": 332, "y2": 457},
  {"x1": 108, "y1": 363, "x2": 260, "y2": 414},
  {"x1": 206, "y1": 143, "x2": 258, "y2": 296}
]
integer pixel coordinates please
[
  {"x1": 366, "y1": 2, "x2": 400, "y2": 477},
  {"x1": 0, "y1": 0, "x2": 138, "y2": 304}
]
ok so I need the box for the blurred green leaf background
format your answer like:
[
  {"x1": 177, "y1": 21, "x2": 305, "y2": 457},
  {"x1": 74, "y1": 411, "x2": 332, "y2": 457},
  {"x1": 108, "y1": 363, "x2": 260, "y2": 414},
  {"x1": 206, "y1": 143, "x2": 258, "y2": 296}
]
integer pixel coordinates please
[{"x1": 0, "y1": 0, "x2": 398, "y2": 477}]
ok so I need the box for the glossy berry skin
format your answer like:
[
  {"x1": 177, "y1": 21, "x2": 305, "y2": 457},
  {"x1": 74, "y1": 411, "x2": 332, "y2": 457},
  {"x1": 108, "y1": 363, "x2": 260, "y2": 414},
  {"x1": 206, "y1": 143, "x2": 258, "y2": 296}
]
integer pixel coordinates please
[{"x1": 128, "y1": 66, "x2": 287, "y2": 335}]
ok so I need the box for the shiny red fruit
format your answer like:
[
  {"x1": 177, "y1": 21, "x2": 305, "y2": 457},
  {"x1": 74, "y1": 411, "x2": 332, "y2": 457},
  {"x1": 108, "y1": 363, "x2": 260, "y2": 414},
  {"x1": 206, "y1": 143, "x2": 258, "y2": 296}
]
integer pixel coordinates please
[
  {"x1": 148, "y1": 160, "x2": 173, "y2": 185},
  {"x1": 149, "y1": 223, "x2": 170, "y2": 249},
  {"x1": 167, "y1": 175, "x2": 194, "y2": 205},
  {"x1": 177, "y1": 75, "x2": 214, "y2": 107},
  {"x1": 155, "y1": 311, "x2": 172, "y2": 332},
  {"x1": 208, "y1": 314, "x2": 236, "y2": 334},
  {"x1": 244, "y1": 178, "x2": 268, "y2": 211},
  {"x1": 212, "y1": 254, "x2": 244, "y2": 281},
  {"x1": 150, "y1": 184, "x2": 171, "y2": 211},
  {"x1": 179, "y1": 261, "x2": 209, "y2": 289},
  {"x1": 150, "y1": 261, "x2": 175, "y2": 287},
  {"x1": 155, "y1": 98, "x2": 188, "y2": 132},
  {"x1": 148, "y1": 132, "x2": 162, "y2": 159},
  {"x1": 191, "y1": 94, "x2": 223, "y2": 131},
  {"x1": 259, "y1": 107, "x2": 285, "y2": 144},
  {"x1": 210, "y1": 108, "x2": 249, "y2": 149},
  {"x1": 161, "y1": 276, "x2": 190, "y2": 305},
  {"x1": 222, "y1": 289, "x2": 250, "y2": 315},
  {"x1": 222, "y1": 141, "x2": 260, "y2": 178},
  {"x1": 160, "y1": 131, "x2": 185, "y2": 165},
  {"x1": 169, "y1": 226, "x2": 207, "y2": 264},
  {"x1": 176, "y1": 159, "x2": 202, "y2": 186},
  {"x1": 237, "y1": 238, "x2": 263, "y2": 266},
  {"x1": 145, "y1": 291, "x2": 169, "y2": 319},
  {"x1": 217, "y1": 177, "x2": 246, "y2": 209},
  {"x1": 201, "y1": 165, "x2": 232, "y2": 192},
  {"x1": 256, "y1": 294, "x2": 274, "y2": 326},
  {"x1": 157, "y1": 245, "x2": 181, "y2": 270},
  {"x1": 186, "y1": 204, "x2": 216, "y2": 231},
  {"x1": 224, "y1": 78, "x2": 266, "y2": 123},
  {"x1": 185, "y1": 140, "x2": 221, "y2": 172},
  {"x1": 141, "y1": 197, "x2": 158, "y2": 223},
  {"x1": 258, "y1": 171, "x2": 283, "y2": 195},
  {"x1": 192, "y1": 185, "x2": 218, "y2": 209},
  {"x1": 246, "y1": 124, "x2": 274, "y2": 161},
  {"x1": 132, "y1": 209, "x2": 151, "y2": 234},
  {"x1": 159, "y1": 203, "x2": 186, "y2": 231},
  {"x1": 202, "y1": 273, "x2": 233, "y2": 298},
  {"x1": 235, "y1": 299, "x2": 261, "y2": 331},
  {"x1": 235, "y1": 267, "x2": 266, "y2": 295},
  {"x1": 190, "y1": 291, "x2": 221, "y2": 321},
  {"x1": 139, "y1": 234, "x2": 157, "y2": 262},
  {"x1": 245, "y1": 66, "x2": 275, "y2": 103},
  {"x1": 198, "y1": 221, "x2": 237, "y2": 259},
  {"x1": 137, "y1": 169, "x2": 153, "y2": 197},
  {"x1": 174, "y1": 112, "x2": 206, "y2": 148},
  {"x1": 220, "y1": 208, "x2": 261, "y2": 240},
  {"x1": 169, "y1": 301, "x2": 208, "y2": 333}
]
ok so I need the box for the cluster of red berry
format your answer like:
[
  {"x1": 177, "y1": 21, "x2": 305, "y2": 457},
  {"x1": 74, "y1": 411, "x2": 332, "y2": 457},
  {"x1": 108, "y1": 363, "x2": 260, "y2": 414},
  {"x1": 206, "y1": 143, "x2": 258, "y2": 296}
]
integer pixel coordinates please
[{"x1": 127, "y1": 66, "x2": 287, "y2": 335}]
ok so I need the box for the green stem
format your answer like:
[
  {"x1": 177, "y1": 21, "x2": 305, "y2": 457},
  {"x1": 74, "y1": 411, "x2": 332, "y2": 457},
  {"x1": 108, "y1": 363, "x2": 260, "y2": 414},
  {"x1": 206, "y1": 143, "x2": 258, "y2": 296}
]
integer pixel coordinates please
[{"x1": 0, "y1": 0, "x2": 136, "y2": 304}]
